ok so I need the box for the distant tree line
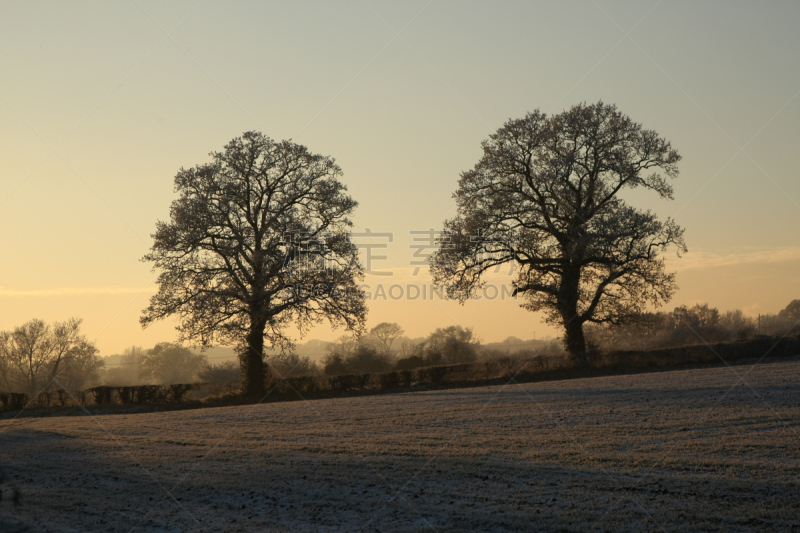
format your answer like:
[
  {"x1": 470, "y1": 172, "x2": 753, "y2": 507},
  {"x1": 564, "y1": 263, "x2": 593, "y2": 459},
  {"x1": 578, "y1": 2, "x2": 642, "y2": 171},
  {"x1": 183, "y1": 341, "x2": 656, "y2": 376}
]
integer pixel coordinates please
[
  {"x1": 585, "y1": 300, "x2": 800, "y2": 353},
  {"x1": 3, "y1": 302, "x2": 796, "y2": 399}
]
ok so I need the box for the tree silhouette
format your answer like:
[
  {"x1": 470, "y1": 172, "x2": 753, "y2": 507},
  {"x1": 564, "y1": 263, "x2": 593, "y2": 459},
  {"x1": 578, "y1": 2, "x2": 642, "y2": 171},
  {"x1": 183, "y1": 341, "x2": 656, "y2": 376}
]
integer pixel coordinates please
[
  {"x1": 368, "y1": 322, "x2": 405, "y2": 354},
  {"x1": 138, "y1": 343, "x2": 207, "y2": 385},
  {"x1": 779, "y1": 300, "x2": 800, "y2": 322},
  {"x1": 142, "y1": 132, "x2": 367, "y2": 397},
  {"x1": 432, "y1": 102, "x2": 685, "y2": 365},
  {"x1": 0, "y1": 318, "x2": 96, "y2": 395}
]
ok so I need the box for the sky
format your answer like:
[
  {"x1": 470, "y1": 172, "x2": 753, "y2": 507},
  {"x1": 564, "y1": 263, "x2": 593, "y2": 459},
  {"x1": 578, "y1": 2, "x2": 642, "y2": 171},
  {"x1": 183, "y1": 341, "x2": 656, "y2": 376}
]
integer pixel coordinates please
[{"x1": 1, "y1": 1, "x2": 799, "y2": 356}]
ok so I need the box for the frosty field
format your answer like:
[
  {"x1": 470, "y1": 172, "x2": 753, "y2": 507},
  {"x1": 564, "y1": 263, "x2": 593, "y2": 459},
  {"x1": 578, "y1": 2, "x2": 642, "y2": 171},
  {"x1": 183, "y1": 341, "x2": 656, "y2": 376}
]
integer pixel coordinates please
[{"x1": 1, "y1": 359, "x2": 799, "y2": 532}]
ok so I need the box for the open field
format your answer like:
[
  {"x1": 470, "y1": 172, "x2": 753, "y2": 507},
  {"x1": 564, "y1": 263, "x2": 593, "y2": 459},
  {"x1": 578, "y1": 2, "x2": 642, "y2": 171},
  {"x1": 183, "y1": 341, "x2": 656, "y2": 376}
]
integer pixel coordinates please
[{"x1": 1, "y1": 359, "x2": 799, "y2": 532}]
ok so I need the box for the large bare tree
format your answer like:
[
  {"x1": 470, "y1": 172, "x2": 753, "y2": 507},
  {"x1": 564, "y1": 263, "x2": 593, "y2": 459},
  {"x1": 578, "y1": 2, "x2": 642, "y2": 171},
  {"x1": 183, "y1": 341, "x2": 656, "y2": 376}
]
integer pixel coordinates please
[
  {"x1": 0, "y1": 318, "x2": 96, "y2": 395},
  {"x1": 141, "y1": 132, "x2": 367, "y2": 397},
  {"x1": 432, "y1": 102, "x2": 686, "y2": 366}
]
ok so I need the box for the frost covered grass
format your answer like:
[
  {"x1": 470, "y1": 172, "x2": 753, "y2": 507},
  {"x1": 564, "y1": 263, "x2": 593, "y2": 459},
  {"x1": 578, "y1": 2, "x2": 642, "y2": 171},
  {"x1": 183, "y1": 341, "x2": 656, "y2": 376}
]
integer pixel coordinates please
[{"x1": 1, "y1": 358, "x2": 799, "y2": 532}]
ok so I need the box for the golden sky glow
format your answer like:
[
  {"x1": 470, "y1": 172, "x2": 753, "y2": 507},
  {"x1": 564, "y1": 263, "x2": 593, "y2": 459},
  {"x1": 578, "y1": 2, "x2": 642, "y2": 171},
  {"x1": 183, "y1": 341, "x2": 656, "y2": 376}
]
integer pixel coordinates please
[{"x1": 1, "y1": 1, "x2": 799, "y2": 355}]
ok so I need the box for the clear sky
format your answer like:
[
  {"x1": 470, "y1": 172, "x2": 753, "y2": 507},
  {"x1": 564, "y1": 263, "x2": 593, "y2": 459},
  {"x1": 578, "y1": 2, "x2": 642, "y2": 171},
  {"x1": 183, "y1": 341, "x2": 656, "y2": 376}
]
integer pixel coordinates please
[{"x1": 1, "y1": 1, "x2": 799, "y2": 356}]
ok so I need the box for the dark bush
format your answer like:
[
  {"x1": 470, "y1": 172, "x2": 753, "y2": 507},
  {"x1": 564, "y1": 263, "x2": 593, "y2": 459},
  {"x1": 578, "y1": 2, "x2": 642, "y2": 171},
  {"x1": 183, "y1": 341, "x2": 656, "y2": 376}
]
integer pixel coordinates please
[
  {"x1": 10, "y1": 393, "x2": 28, "y2": 410},
  {"x1": 168, "y1": 384, "x2": 196, "y2": 402},
  {"x1": 36, "y1": 391, "x2": 53, "y2": 407},
  {"x1": 395, "y1": 356, "x2": 425, "y2": 371},
  {"x1": 55, "y1": 389, "x2": 71, "y2": 407},
  {"x1": 116, "y1": 387, "x2": 135, "y2": 404},
  {"x1": 88, "y1": 386, "x2": 114, "y2": 405},
  {"x1": 324, "y1": 346, "x2": 393, "y2": 376},
  {"x1": 415, "y1": 365, "x2": 448, "y2": 384},
  {"x1": 135, "y1": 385, "x2": 165, "y2": 403},
  {"x1": 74, "y1": 390, "x2": 87, "y2": 406},
  {"x1": 398, "y1": 369, "x2": 413, "y2": 387},
  {"x1": 322, "y1": 354, "x2": 351, "y2": 376},
  {"x1": 0, "y1": 392, "x2": 29, "y2": 411},
  {"x1": 329, "y1": 373, "x2": 370, "y2": 392},
  {"x1": 376, "y1": 371, "x2": 401, "y2": 390},
  {"x1": 285, "y1": 375, "x2": 324, "y2": 395}
]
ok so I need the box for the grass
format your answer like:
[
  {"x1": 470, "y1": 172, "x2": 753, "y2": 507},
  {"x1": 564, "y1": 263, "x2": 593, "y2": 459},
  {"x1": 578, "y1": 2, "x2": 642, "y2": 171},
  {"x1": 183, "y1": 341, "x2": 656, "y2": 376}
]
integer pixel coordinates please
[{"x1": 0, "y1": 358, "x2": 798, "y2": 531}]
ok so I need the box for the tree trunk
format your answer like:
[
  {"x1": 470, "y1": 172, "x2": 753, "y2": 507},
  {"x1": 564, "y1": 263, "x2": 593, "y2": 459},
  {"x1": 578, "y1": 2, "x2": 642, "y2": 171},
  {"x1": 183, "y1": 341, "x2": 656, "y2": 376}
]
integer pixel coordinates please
[
  {"x1": 564, "y1": 319, "x2": 588, "y2": 367},
  {"x1": 559, "y1": 265, "x2": 588, "y2": 367},
  {"x1": 240, "y1": 319, "x2": 267, "y2": 398}
]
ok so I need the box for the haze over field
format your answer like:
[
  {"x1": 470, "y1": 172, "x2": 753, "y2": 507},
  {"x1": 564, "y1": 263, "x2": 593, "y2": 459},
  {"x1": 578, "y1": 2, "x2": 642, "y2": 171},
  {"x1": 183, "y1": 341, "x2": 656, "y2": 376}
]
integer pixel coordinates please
[{"x1": 1, "y1": 1, "x2": 799, "y2": 356}]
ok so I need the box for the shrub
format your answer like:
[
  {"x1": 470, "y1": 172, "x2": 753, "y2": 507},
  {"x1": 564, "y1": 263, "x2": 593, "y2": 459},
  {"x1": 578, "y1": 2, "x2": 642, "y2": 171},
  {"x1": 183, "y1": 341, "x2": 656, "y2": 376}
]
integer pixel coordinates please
[
  {"x1": 328, "y1": 373, "x2": 370, "y2": 392},
  {"x1": 415, "y1": 365, "x2": 448, "y2": 384},
  {"x1": 55, "y1": 389, "x2": 72, "y2": 407},
  {"x1": 285, "y1": 375, "x2": 325, "y2": 395},
  {"x1": 197, "y1": 362, "x2": 240, "y2": 397},
  {"x1": 375, "y1": 371, "x2": 401, "y2": 390},
  {"x1": 116, "y1": 387, "x2": 135, "y2": 404},
  {"x1": 398, "y1": 369, "x2": 413, "y2": 387},
  {"x1": 0, "y1": 392, "x2": 29, "y2": 411},
  {"x1": 324, "y1": 346, "x2": 393, "y2": 376},
  {"x1": 168, "y1": 383, "x2": 196, "y2": 402},
  {"x1": 134, "y1": 385, "x2": 164, "y2": 403},
  {"x1": 36, "y1": 391, "x2": 53, "y2": 408},
  {"x1": 395, "y1": 356, "x2": 425, "y2": 371},
  {"x1": 88, "y1": 386, "x2": 114, "y2": 405}
]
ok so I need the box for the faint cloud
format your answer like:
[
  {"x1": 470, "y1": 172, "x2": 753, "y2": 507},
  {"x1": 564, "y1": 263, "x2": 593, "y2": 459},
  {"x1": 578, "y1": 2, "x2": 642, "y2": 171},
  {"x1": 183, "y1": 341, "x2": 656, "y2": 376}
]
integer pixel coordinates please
[
  {"x1": 669, "y1": 246, "x2": 800, "y2": 271},
  {"x1": 741, "y1": 303, "x2": 763, "y2": 316},
  {"x1": 0, "y1": 287, "x2": 156, "y2": 298}
]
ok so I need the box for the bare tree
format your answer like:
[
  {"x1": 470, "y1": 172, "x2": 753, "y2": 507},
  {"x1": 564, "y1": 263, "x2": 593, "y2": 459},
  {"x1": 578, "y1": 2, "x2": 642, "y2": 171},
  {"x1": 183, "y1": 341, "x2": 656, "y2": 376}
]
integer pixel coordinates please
[
  {"x1": 0, "y1": 318, "x2": 96, "y2": 394},
  {"x1": 368, "y1": 322, "x2": 405, "y2": 354},
  {"x1": 141, "y1": 132, "x2": 367, "y2": 397},
  {"x1": 432, "y1": 102, "x2": 685, "y2": 366}
]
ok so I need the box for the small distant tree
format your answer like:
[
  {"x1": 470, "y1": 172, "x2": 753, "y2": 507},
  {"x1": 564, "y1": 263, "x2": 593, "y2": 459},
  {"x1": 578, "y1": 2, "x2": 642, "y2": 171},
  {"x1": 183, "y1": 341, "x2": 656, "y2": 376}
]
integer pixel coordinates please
[
  {"x1": 367, "y1": 322, "x2": 405, "y2": 354},
  {"x1": 322, "y1": 335, "x2": 392, "y2": 375},
  {"x1": 423, "y1": 325, "x2": 479, "y2": 365},
  {"x1": 432, "y1": 102, "x2": 685, "y2": 366},
  {"x1": 346, "y1": 345, "x2": 393, "y2": 374},
  {"x1": 0, "y1": 318, "x2": 97, "y2": 394},
  {"x1": 101, "y1": 346, "x2": 146, "y2": 386},
  {"x1": 673, "y1": 303, "x2": 719, "y2": 329},
  {"x1": 718, "y1": 310, "x2": 756, "y2": 340},
  {"x1": 141, "y1": 132, "x2": 367, "y2": 397},
  {"x1": 322, "y1": 353, "x2": 351, "y2": 376},
  {"x1": 139, "y1": 343, "x2": 207, "y2": 385},
  {"x1": 58, "y1": 345, "x2": 105, "y2": 391},
  {"x1": 120, "y1": 346, "x2": 146, "y2": 382},
  {"x1": 779, "y1": 300, "x2": 800, "y2": 323}
]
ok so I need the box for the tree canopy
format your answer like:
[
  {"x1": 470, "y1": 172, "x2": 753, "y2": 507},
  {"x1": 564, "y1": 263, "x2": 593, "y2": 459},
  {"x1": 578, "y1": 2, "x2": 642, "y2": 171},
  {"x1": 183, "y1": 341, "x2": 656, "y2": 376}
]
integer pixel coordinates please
[
  {"x1": 432, "y1": 102, "x2": 686, "y2": 365},
  {"x1": 141, "y1": 132, "x2": 367, "y2": 396}
]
